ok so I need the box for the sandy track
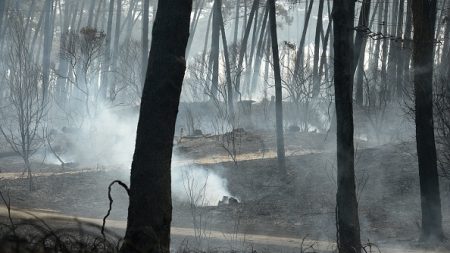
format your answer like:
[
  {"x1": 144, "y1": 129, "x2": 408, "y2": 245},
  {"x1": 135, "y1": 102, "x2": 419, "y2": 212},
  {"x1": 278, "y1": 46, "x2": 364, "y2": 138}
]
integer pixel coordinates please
[{"x1": 0, "y1": 206, "x2": 446, "y2": 253}]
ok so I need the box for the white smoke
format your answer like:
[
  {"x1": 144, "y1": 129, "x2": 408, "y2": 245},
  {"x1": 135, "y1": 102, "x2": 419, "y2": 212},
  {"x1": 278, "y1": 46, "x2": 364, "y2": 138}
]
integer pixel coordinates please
[
  {"x1": 172, "y1": 165, "x2": 231, "y2": 206},
  {"x1": 47, "y1": 108, "x2": 230, "y2": 206}
]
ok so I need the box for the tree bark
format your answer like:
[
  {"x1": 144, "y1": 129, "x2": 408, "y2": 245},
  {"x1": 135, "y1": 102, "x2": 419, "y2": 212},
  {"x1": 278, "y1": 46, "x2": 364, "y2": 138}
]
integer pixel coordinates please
[
  {"x1": 142, "y1": 0, "x2": 150, "y2": 86},
  {"x1": 333, "y1": 1, "x2": 361, "y2": 252},
  {"x1": 110, "y1": 0, "x2": 122, "y2": 100},
  {"x1": 268, "y1": 0, "x2": 286, "y2": 174},
  {"x1": 369, "y1": 0, "x2": 383, "y2": 81},
  {"x1": 353, "y1": 0, "x2": 371, "y2": 75},
  {"x1": 293, "y1": 0, "x2": 314, "y2": 83},
  {"x1": 235, "y1": 0, "x2": 259, "y2": 97},
  {"x1": 402, "y1": 0, "x2": 413, "y2": 91},
  {"x1": 42, "y1": 0, "x2": 54, "y2": 102},
  {"x1": 411, "y1": 0, "x2": 444, "y2": 241},
  {"x1": 395, "y1": 0, "x2": 405, "y2": 98},
  {"x1": 312, "y1": 0, "x2": 325, "y2": 97},
  {"x1": 219, "y1": 4, "x2": 234, "y2": 118},
  {"x1": 250, "y1": 5, "x2": 269, "y2": 94},
  {"x1": 185, "y1": 0, "x2": 205, "y2": 57},
  {"x1": 120, "y1": 0, "x2": 192, "y2": 252},
  {"x1": 441, "y1": 0, "x2": 450, "y2": 73},
  {"x1": 210, "y1": 0, "x2": 221, "y2": 99},
  {"x1": 380, "y1": 0, "x2": 389, "y2": 99},
  {"x1": 100, "y1": 0, "x2": 115, "y2": 99}
]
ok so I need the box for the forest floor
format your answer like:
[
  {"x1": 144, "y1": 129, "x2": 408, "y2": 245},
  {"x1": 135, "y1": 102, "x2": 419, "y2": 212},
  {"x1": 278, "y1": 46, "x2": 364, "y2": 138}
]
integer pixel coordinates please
[{"x1": 0, "y1": 129, "x2": 449, "y2": 252}]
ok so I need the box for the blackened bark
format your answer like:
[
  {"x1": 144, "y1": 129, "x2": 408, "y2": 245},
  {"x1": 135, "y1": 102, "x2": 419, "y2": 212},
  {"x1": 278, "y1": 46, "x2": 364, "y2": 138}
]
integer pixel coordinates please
[
  {"x1": 293, "y1": 0, "x2": 314, "y2": 83},
  {"x1": 354, "y1": 0, "x2": 371, "y2": 106},
  {"x1": 268, "y1": 0, "x2": 286, "y2": 174},
  {"x1": 42, "y1": 0, "x2": 54, "y2": 102},
  {"x1": 56, "y1": 2, "x2": 71, "y2": 100},
  {"x1": 312, "y1": 0, "x2": 325, "y2": 97},
  {"x1": 110, "y1": 0, "x2": 122, "y2": 99},
  {"x1": 142, "y1": 0, "x2": 150, "y2": 85},
  {"x1": 333, "y1": 1, "x2": 361, "y2": 252},
  {"x1": 381, "y1": 0, "x2": 389, "y2": 88},
  {"x1": 233, "y1": 0, "x2": 241, "y2": 47},
  {"x1": 235, "y1": 0, "x2": 259, "y2": 96},
  {"x1": 219, "y1": 5, "x2": 234, "y2": 117},
  {"x1": 120, "y1": 0, "x2": 192, "y2": 252},
  {"x1": 387, "y1": 0, "x2": 400, "y2": 98},
  {"x1": 411, "y1": 0, "x2": 444, "y2": 241},
  {"x1": 441, "y1": 0, "x2": 450, "y2": 72},
  {"x1": 250, "y1": 5, "x2": 269, "y2": 94},
  {"x1": 210, "y1": 0, "x2": 221, "y2": 99},
  {"x1": 402, "y1": 0, "x2": 413, "y2": 90},
  {"x1": 185, "y1": 0, "x2": 205, "y2": 57},
  {"x1": 353, "y1": 0, "x2": 371, "y2": 74},
  {"x1": 395, "y1": 0, "x2": 405, "y2": 98},
  {"x1": 369, "y1": 0, "x2": 383, "y2": 80},
  {"x1": 100, "y1": 0, "x2": 115, "y2": 99}
]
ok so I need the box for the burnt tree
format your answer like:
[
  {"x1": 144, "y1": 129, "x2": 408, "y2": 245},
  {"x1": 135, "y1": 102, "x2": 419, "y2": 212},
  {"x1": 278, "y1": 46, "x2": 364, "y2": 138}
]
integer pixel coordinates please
[
  {"x1": 333, "y1": 1, "x2": 362, "y2": 252},
  {"x1": 120, "y1": 0, "x2": 192, "y2": 252},
  {"x1": 411, "y1": 0, "x2": 444, "y2": 241},
  {"x1": 268, "y1": 0, "x2": 286, "y2": 174}
]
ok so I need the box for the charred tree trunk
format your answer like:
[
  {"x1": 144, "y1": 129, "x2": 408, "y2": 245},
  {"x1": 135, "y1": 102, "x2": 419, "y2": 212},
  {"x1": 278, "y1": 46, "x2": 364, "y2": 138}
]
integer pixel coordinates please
[
  {"x1": 56, "y1": 1, "x2": 71, "y2": 101},
  {"x1": 369, "y1": 0, "x2": 383, "y2": 81},
  {"x1": 42, "y1": 0, "x2": 54, "y2": 102},
  {"x1": 354, "y1": 0, "x2": 371, "y2": 106},
  {"x1": 312, "y1": 0, "x2": 325, "y2": 97},
  {"x1": 441, "y1": 0, "x2": 450, "y2": 73},
  {"x1": 110, "y1": 0, "x2": 122, "y2": 100},
  {"x1": 100, "y1": 0, "x2": 115, "y2": 99},
  {"x1": 268, "y1": 0, "x2": 286, "y2": 174},
  {"x1": 142, "y1": 0, "x2": 150, "y2": 86},
  {"x1": 250, "y1": 5, "x2": 269, "y2": 94},
  {"x1": 185, "y1": 0, "x2": 205, "y2": 57},
  {"x1": 380, "y1": 0, "x2": 389, "y2": 100},
  {"x1": 293, "y1": 0, "x2": 314, "y2": 83},
  {"x1": 411, "y1": 0, "x2": 444, "y2": 241},
  {"x1": 219, "y1": 5, "x2": 234, "y2": 118},
  {"x1": 235, "y1": 0, "x2": 259, "y2": 97},
  {"x1": 120, "y1": 0, "x2": 192, "y2": 252},
  {"x1": 395, "y1": 0, "x2": 405, "y2": 98},
  {"x1": 210, "y1": 0, "x2": 221, "y2": 99},
  {"x1": 387, "y1": 0, "x2": 400, "y2": 99},
  {"x1": 333, "y1": 1, "x2": 361, "y2": 252},
  {"x1": 233, "y1": 0, "x2": 241, "y2": 47},
  {"x1": 402, "y1": 0, "x2": 413, "y2": 91}
]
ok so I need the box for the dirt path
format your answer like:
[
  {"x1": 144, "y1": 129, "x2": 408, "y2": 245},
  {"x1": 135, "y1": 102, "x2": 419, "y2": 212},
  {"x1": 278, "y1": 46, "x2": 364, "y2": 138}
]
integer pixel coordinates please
[{"x1": 0, "y1": 206, "x2": 445, "y2": 253}]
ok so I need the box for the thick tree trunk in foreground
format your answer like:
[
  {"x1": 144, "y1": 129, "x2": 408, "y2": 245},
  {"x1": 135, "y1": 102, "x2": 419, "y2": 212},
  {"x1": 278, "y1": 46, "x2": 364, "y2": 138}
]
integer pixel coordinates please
[
  {"x1": 268, "y1": 0, "x2": 286, "y2": 174},
  {"x1": 411, "y1": 0, "x2": 444, "y2": 241},
  {"x1": 333, "y1": 1, "x2": 361, "y2": 252},
  {"x1": 120, "y1": 0, "x2": 192, "y2": 252}
]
